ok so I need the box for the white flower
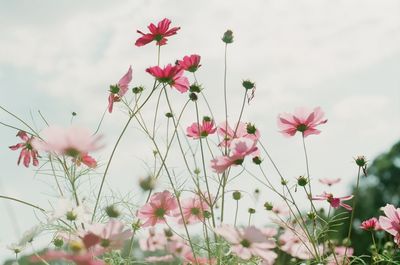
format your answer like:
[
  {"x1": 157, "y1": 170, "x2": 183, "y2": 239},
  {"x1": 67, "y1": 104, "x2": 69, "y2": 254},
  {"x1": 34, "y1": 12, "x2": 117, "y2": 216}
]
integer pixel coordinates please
[
  {"x1": 7, "y1": 225, "x2": 42, "y2": 254},
  {"x1": 48, "y1": 198, "x2": 91, "y2": 223}
]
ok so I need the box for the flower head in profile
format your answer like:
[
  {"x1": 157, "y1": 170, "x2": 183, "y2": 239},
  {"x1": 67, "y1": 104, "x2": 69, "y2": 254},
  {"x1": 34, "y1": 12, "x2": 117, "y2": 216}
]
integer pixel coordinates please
[
  {"x1": 379, "y1": 204, "x2": 400, "y2": 245},
  {"x1": 108, "y1": 66, "x2": 132, "y2": 113},
  {"x1": 217, "y1": 121, "x2": 260, "y2": 147},
  {"x1": 9, "y1": 131, "x2": 39, "y2": 167},
  {"x1": 318, "y1": 177, "x2": 341, "y2": 187},
  {"x1": 277, "y1": 107, "x2": 327, "y2": 137},
  {"x1": 139, "y1": 228, "x2": 167, "y2": 252},
  {"x1": 214, "y1": 225, "x2": 277, "y2": 262},
  {"x1": 87, "y1": 220, "x2": 132, "y2": 250},
  {"x1": 178, "y1": 54, "x2": 201, "y2": 72},
  {"x1": 32, "y1": 126, "x2": 101, "y2": 168},
  {"x1": 360, "y1": 217, "x2": 381, "y2": 231},
  {"x1": 175, "y1": 195, "x2": 210, "y2": 225},
  {"x1": 312, "y1": 192, "x2": 353, "y2": 211},
  {"x1": 146, "y1": 64, "x2": 189, "y2": 93},
  {"x1": 186, "y1": 117, "x2": 216, "y2": 139},
  {"x1": 135, "y1": 18, "x2": 180, "y2": 47},
  {"x1": 138, "y1": 190, "x2": 178, "y2": 227}
]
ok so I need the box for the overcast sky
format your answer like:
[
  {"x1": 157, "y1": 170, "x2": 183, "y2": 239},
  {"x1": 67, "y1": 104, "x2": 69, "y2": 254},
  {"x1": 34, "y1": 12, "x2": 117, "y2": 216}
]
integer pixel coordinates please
[{"x1": 1, "y1": 0, "x2": 400, "y2": 262}]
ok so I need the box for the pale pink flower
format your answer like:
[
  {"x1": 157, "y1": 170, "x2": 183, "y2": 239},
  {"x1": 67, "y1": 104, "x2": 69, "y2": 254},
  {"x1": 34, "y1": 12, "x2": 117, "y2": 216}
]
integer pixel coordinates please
[
  {"x1": 260, "y1": 227, "x2": 278, "y2": 238},
  {"x1": 277, "y1": 107, "x2": 327, "y2": 137},
  {"x1": 139, "y1": 228, "x2": 167, "y2": 251},
  {"x1": 178, "y1": 54, "x2": 201, "y2": 72},
  {"x1": 327, "y1": 246, "x2": 353, "y2": 265},
  {"x1": 145, "y1": 255, "x2": 175, "y2": 263},
  {"x1": 279, "y1": 228, "x2": 319, "y2": 260},
  {"x1": 146, "y1": 64, "x2": 189, "y2": 93},
  {"x1": 217, "y1": 121, "x2": 259, "y2": 147},
  {"x1": 108, "y1": 66, "x2": 132, "y2": 113},
  {"x1": 135, "y1": 18, "x2": 180, "y2": 47},
  {"x1": 183, "y1": 253, "x2": 216, "y2": 265},
  {"x1": 271, "y1": 204, "x2": 290, "y2": 216},
  {"x1": 318, "y1": 177, "x2": 341, "y2": 186},
  {"x1": 360, "y1": 217, "x2": 381, "y2": 231},
  {"x1": 312, "y1": 192, "x2": 353, "y2": 211},
  {"x1": 9, "y1": 131, "x2": 39, "y2": 167},
  {"x1": 175, "y1": 195, "x2": 210, "y2": 224},
  {"x1": 214, "y1": 225, "x2": 276, "y2": 261},
  {"x1": 211, "y1": 137, "x2": 258, "y2": 173},
  {"x1": 87, "y1": 220, "x2": 132, "y2": 250},
  {"x1": 379, "y1": 204, "x2": 400, "y2": 245},
  {"x1": 32, "y1": 126, "x2": 101, "y2": 168},
  {"x1": 167, "y1": 240, "x2": 191, "y2": 257},
  {"x1": 138, "y1": 190, "x2": 178, "y2": 227},
  {"x1": 186, "y1": 117, "x2": 216, "y2": 139},
  {"x1": 210, "y1": 155, "x2": 234, "y2": 173}
]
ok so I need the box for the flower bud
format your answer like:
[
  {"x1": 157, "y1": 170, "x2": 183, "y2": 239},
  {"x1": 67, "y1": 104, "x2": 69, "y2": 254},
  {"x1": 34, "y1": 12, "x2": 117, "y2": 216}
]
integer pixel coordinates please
[
  {"x1": 242, "y1": 80, "x2": 255, "y2": 90},
  {"x1": 222, "y1": 30, "x2": 234, "y2": 44},
  {"x1": 246, "y1": 123, "x2": 257, "y2": 134},
  {"x1": 132, "y1": 86, "x2": 144, "y2": 94},
  {"x1": 165, "y1": 112, "x2": 173, "y2": 118},
  {"x1": 342, "y1": 238, "x2": 351, "y2": 247},
  {"x1": 384, "y1": 241, "x2": 394, "y2": 250},
  {"x1": 164, "y1": 228, "x2": 174, "y2": 238},
  {"x1": 307, "y1": 211, "x2": 316, "y2": 220},
  {"x1": 232, "y1": 191, "x2": 242, "y2": 200},
  {"x1": 53, "y1": 238, "x2": 64, "y2": 248},
  {"x1": 132, "y1": 221, "x2": 141, "y2": 231},
  {"x1": 252, "y1": 156, "x2": 262, "y2": 165},
  {"x1": 248, "y1": 208, "x2": 256, "y2": 214},
  {"x1": 297, "y1": 176, "x2": 308, "y2": 187},
  {"x1": 194, "y1": 168, "x2": 201, "y2": 175},
  {"x1": 203, "y1": 210, "x2": 212, "y2": 219},
  {"x1": 72, "y1": 112, "x2": 77, "y2": 116},
  {"x1": 354, "y1": 155, "x2": 367, "y2": 167},
  {"x1": 189, "y1": 84, "x2": 202, "y2": 93},
  {"x1": 281, "y1": 179, "x2": 288, "y2": 186},
  {"x1": 264, "y1": 202, "x2": 273, "y2": 211},
  {"x1": 66, "y1": 211, "x2": 77, "y2": 221},
  {"x1": 139, "y1": 176, "x2": 156, "y2": 191},
  {"x1": 105, "y1": 205, "x2": 120, "y2": 218},
  {"x1": 189, "y1": 92, "x2": 198, "y2": 101}
]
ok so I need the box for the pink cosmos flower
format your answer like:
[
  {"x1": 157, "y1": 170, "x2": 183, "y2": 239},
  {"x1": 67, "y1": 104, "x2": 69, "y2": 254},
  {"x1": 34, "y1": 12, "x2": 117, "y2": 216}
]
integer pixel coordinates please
[
  {"x1": 279, "y1": 228, "x2": 321, "y2": 260},
  {"x1": 108, "y1": 66, "x2": 132, "y2": 113},
  {"x1": 167, "y1": 240, "x2": 191, "y2": 257},
  {"x1": 174, "y1": 195, "x2": 210, "y2": 224},
  {"x1": 32, "y1": 126, "x2": 101, "y2": 168},
  {"x1": 211, "y1": 137, "x2": 258, "y2": 173},
  {"x1": 137, "y1": 190, "x2": 178, "y2": 227},
  {"x1": 312, "y1": 192, "x2": 353, "y2": 211},
  {"x1": 135, "y1": 18, "x2": 180, "y2": 47},
  {"x1": 146, "y1": 64, "x2": 189, "y2": 93},
  {"x1": 145, "y1": 255, "x2": 175, "y2": 263},
  {"x1": 178, "y1": 54, "x2": 201, "y2": 72},
  {"x1": 277, "y1": 107, "x2": 327, "y2": 137},
  {"x1": 9, "y1": 131, "x2": 39, "y2": 167},
  {"x1": 217, "y1": 121, "x2": 260, "y2": 147},
  {"x1": 327, "y1": 246, "x2": 353, "y2": 265},
  {"x1": 360, "y1": 217, "x2": 381, "y2": 231},
  {"x1": 186, "y1": 117, "x2": 216, "y2": 139},
  {"x1": 379, "y1": 204, "x2": 400, "y2": 245},
  {"x1": 183, "y1": 253, "x2": 216, "y2": 265},
  {"x1": 214, "y1": 225, "x2": 276, "y2": 262},
  {"x1": 318, "y1": 177, "x2": 341, "y2": 186},
  {"x1": 139, "y1": 228, "x2": 167, "y2": 252},
  {"x1": 87, "y1": 220, "x2": 132, "y2": 250}
]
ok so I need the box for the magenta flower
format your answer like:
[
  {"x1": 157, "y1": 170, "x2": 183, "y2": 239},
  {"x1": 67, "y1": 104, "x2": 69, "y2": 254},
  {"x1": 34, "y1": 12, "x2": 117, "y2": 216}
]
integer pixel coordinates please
[
  {"x1": 178, "y1": 54, "x2": 201, "y2": 72},
  {"x1": 135, "y1": 18, "x2": 180, "y2": 47},
  {"x1": 146, "y1": 64, "x2": 189, "y2": 93},
  {"x1": 138, "y1": 190, "x2": 178, "y2": 227},
  {"x1": 360, "y1": 217, "x2": 381, "y2": 231},
  {"x1": 312, "y1": 192, "x2": 353, "y2": 211},
  {"x1": 214, "y1": 225, "x2": 277, "y2": 262},
  {"x1": 108, "y1": 66, "x2": 132, "y2": 113},
  {"x1": 318, "y1": 177, "x2": 341, "y2": 186},
  {"x1": 277, "y1": 107, "x2": 327, "y2": 137},
  {"x1": 174, "y1": 196, "x2": 210, "y2": 225},
  {"x1": 186, "y1": 117, "x2": 216, "y2": 139},
  {"x1": 9, "y1": 131, "x2": 39, "y2": 167},
  {"x1": 379, "y1": 204, "x2": 400, "y2": 245},
  {"x1": 87, "y1": 220, "x2": 132, "y2": 250},
  {"x1": 32, "y1": 126, "x2": 101, "y2": 168}
]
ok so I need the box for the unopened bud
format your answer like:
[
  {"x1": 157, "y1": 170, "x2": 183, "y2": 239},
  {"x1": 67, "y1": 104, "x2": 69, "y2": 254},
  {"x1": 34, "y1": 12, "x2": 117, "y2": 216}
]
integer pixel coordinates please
[
  {"x1": 189, "y1": 84, "x2": 202, "y2": 93},
  {"x1": 105, "y1": 205, "x2": 120, "y2": 218},
  {"x1": 165, "y1": 112, "x2": 173, "y2": 118},
  {"x1": 132, "y1": 86, "x2": 144, "y2": 94},
  {"x1": 354, "y1": 155, "x2": 367, "y2": 167},
  {"x1": 252, "y1": 156, "x2": 262, "y2": 165},
  {"x1": 139, "y1": 176, "x2": 156, "y2": 191},
  {"x1": 297, "y1": 176, "x2": 308, "y2": 187},
  {"x1": 53, "y1": 238, "x2": 64, "y2": 248},
  {"x1": 248, "y1": 208, "x2": 256, "y2": 214},
  {"x1": 222, "y1": 30, "x2": 234, "y2": 44},
  {"x1": 264, "y1": 202, "x2": 273, "y2": 211},
  {"x1": 232, "y1": 191, "x2": 242, "y2": 200},
  {"x1": 189, "y1": 92, "x2": 198, "y2": 101},
  {"x1": 242, "y1": 80, "x2": 255, "y2": 90}
]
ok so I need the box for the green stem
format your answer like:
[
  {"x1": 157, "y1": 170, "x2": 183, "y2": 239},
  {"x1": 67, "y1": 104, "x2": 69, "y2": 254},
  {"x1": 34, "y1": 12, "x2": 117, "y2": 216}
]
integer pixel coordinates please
[
  {"x1": 234, "y1": 200, "x2": 239, "y2": 227},
  {"x1": 0, "y1": 195, "x2": 45, "y2": 212}
]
